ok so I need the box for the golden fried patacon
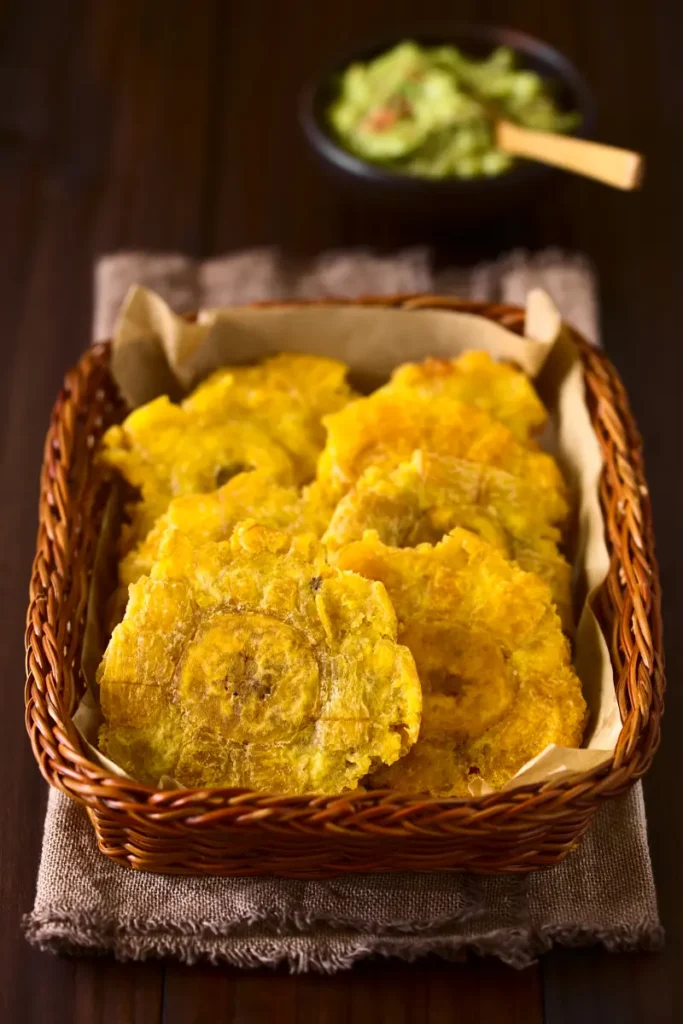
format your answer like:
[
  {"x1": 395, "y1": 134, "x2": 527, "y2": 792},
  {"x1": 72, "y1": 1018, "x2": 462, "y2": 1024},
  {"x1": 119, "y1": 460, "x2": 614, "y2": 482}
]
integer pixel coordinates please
[
  {"x1": 183, "y1": 353, "x2": 355, "y2": 481},
  {"x1": 120, "y1": 471, "x2": 334, "y2": 588},
  {"x1": 325, "y1": 450, "x2": 572, "y2": 629},
  {"x1": 98, "y1": 522, "x2": 421, "y2": 792},
  {"x1": 100, "y1": 395, "x2": 295, "y2": 549},
  {"x1": 337, "y1": 528, "x2": 586, "y2": 796},
  {"x1": 387, "y1": 351, "x2": 547, "y2": 442},
  {"x1": 317, "y1": 391, "x2": 566, "y2": 509}
]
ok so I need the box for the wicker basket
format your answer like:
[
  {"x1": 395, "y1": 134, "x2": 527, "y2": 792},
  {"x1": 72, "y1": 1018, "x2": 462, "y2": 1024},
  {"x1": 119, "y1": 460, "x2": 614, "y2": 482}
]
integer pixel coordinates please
[{"x1": 25, "y1": 296, "x2": 664, "y2": 877}]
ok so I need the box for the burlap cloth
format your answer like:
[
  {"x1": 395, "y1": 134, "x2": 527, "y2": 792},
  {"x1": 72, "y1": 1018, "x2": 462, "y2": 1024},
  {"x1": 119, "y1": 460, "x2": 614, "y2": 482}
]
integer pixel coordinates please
[{"x1": 24, "y1": 249, "x2": 663, "y2": 972}]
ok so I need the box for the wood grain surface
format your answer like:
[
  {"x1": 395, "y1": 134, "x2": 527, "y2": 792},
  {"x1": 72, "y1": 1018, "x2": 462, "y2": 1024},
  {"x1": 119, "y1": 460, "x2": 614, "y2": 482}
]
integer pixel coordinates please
[{"x1": 0, "y1": 1, "x2": 679, "y2": 1021}]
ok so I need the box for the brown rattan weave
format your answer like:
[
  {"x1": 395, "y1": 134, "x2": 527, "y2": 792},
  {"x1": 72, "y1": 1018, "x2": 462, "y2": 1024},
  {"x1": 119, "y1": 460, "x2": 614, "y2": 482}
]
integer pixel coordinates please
[{"x1": 25, "y1": 297, "x2": 665, "y2": 876}]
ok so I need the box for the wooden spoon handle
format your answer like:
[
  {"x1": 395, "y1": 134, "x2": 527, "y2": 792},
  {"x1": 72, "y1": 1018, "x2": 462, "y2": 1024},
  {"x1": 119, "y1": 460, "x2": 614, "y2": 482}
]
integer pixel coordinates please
[{"x1": 496, "y1": 120, "x2": 644, "y2": 190}]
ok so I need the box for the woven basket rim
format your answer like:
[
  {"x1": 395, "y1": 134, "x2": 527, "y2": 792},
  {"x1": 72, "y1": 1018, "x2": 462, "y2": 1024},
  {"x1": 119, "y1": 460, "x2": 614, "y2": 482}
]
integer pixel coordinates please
[{"x1": 25, "y1": 295, "x2": 665, "y2": 825}]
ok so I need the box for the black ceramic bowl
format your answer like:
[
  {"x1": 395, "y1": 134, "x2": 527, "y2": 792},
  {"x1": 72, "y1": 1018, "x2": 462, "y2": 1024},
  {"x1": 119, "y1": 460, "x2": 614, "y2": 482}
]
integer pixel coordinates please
[{"x1": 300, "y1": 25, "x2": 596, "y2": 218}]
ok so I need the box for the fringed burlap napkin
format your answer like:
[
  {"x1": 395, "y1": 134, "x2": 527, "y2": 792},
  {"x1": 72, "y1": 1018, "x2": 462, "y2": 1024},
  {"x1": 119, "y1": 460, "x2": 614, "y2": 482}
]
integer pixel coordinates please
[{"x1": 25, "y1": 249, "x2": 662, "y2": 972}]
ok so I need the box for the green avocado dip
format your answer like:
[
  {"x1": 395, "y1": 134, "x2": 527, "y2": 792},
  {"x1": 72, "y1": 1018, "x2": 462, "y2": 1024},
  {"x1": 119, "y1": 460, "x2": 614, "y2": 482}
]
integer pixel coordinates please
[{"x1": 328, "y1": 42, "x2": 580, "y2": 179}]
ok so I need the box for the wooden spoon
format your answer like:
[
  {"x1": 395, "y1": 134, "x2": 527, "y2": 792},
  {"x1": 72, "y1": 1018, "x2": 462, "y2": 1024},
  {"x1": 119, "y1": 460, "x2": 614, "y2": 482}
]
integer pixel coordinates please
[{"x1": 495, "y1": 119, "x2": 644, "y2": 190}]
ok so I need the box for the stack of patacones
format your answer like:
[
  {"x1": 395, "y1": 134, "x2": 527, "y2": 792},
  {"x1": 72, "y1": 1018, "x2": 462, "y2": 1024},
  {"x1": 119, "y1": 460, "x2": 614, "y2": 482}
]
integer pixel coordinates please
[{"x1": 97, "y1": 351, "x2": 587, "y2": 796}]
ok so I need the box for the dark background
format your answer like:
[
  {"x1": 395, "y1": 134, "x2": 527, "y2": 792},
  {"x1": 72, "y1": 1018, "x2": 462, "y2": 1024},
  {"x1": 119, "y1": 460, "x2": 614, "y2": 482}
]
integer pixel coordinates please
[{"x1": 1, "y1": 1, "x2": 680, "y2": 1021}]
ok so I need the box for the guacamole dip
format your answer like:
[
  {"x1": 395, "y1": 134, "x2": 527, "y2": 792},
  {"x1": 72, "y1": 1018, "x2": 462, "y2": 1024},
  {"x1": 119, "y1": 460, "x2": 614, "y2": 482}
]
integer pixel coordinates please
[{"x1": 328, "y1": 42, "x2": 580, "y2": 179}]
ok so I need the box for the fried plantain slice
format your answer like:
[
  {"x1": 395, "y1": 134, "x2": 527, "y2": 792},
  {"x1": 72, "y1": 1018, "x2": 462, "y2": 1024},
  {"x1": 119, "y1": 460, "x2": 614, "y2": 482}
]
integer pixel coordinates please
[
  {"x1": 324, "y1": 450, "x2": 572, "y2": 629},
  {"x1": 120, "y1": 471, "x2": 334, "y2": 588},
  {"x1": 337, "y1": 528, "x2": 586, "y2": 796},
  {"x1": 101, "y1": 395, "x2": 296, "y2": 546},
  {"x1": 317, "y1": 391, "x2": 566, "y2": 513},
  {"x1": 98, "y1": 522, "x2": 421, "y2": 793},
  {"x1": 183, "y1": 353, "x2": 355, "y2": 482},
  {"x1": 387, "y1": 351, "x2": 547, "y2": 442}
]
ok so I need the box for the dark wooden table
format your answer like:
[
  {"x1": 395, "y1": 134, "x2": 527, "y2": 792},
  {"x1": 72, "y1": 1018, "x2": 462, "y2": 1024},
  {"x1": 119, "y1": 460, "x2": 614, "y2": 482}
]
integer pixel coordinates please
[{"x1": 1, "y1": 1, "x2": 680, "y2": 1021}]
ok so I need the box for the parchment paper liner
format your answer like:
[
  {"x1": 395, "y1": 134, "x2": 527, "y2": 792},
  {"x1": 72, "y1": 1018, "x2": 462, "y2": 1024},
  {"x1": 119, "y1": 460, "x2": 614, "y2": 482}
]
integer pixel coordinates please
[{"x1": 73, "y1": 285, "x2": 621, "y2": 797}]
